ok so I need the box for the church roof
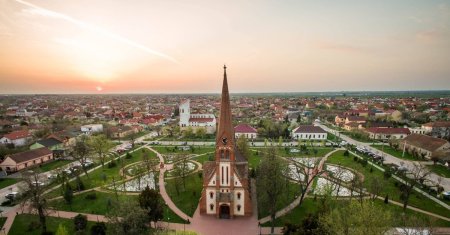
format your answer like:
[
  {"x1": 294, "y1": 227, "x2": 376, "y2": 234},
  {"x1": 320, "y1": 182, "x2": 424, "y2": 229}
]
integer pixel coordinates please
[{"x1": 216, "y1": 65, "x2": 235, "y2": 145}]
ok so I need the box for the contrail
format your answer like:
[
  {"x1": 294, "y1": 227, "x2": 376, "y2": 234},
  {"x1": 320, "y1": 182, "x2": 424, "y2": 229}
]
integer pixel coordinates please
[{"x1": 14, "y1": 0, "x2": 178, "y2": 63}]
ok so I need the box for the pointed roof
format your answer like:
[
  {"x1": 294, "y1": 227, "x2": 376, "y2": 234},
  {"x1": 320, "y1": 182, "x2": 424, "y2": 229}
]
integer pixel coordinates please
[{"x1": 216, "y1": 65, "x2": 234, "y2": 145}]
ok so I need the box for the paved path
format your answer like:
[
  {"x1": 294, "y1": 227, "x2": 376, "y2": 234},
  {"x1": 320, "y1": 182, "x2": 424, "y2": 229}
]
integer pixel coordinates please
[
  {"x1": 258, "y1": 148, "x2": 342, "y2": 224},
  {"x1": 316, "y1": 122, "x2": 450, "y2": 191}
]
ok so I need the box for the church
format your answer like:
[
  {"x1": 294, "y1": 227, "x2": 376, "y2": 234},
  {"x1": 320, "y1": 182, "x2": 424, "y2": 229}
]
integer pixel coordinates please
[
  {"x1": 179, "y1": 100, "x2": 216, "y2": 134},
  {"x1": 199, "y1": 66, "x2": 252, "y2": 218}
]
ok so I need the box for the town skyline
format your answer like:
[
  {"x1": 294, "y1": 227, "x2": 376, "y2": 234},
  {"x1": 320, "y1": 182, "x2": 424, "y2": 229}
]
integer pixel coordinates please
[{"x1": 1, "y1": 0, "x2": 450, "y2": 93}]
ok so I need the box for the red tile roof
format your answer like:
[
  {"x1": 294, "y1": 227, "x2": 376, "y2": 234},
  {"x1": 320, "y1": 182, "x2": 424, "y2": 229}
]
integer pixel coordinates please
[
  {"x1": 189, "y1": 118, "x2": 214, "y2": 123},
  {"x1": 6, "y1": 147, "x2": 52, "y2": 164},
  {"x1": 402, "y1": 134, "x2": 449, "y2": 152},
  {"x1": 3, "y1": 130, "x2": 30, "y2": 140},
  {"x1": 366, "y1": 127, "x2": 410, "y2": 135},
  {"x1": 294, "y1": 125, "x2": 327, "y2": 134},
  {"x1": 234, "y1": 124, "x2": 257, "y2": 133}
]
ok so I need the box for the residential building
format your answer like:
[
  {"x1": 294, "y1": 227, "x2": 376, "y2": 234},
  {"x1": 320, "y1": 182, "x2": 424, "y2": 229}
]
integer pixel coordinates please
[
  {"x1": 0, "y1": 130, "x2": 32, "y2": 147},
  {"x1": 0, "y1": 147, "x2": 53, "y2": 173},
  {"x1": 365, "y1": 127, "x2": 410, "y2": 140},
  {"x1": 234, "y1": 124, "x2": 257, "y2": 139},
  {"x1": 400, "y1": 134, "x2": 450, "y2": 159},
  {"x1": 292, "y1": 125, "x2": 327, "y2": 140}
]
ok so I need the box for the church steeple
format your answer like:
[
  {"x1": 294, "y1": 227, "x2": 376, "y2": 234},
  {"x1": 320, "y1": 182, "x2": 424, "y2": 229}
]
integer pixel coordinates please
[{"x1": 216, "y1": 65, "x2": 234, "y2": 148}]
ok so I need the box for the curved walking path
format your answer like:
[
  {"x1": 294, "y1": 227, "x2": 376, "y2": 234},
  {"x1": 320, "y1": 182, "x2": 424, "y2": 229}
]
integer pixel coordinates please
[{"x1": 259, "y1": 148, "x2": 343, "y2": 224}]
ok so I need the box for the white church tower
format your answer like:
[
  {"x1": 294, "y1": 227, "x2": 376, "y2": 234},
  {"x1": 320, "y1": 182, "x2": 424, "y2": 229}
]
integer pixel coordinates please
[{"x1": 179, "y1": 99, "x2": 190, "y2": 128}]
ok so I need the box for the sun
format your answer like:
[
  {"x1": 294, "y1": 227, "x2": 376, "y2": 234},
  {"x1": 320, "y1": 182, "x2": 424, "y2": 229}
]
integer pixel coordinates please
[{"x1": 96, "y1": 86, "x2": 103, "y2": 92}]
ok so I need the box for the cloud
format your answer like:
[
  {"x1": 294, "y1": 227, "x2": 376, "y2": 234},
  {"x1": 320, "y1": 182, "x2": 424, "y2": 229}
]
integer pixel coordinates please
[{"x1": 14, "y1": 0, "x2": 179, "y2": 64}]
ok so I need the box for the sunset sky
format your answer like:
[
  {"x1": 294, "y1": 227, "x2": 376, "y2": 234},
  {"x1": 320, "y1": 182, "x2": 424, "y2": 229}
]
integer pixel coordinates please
[{"x1": 0, "y1": 0, "x2": 449, "y2": 94}]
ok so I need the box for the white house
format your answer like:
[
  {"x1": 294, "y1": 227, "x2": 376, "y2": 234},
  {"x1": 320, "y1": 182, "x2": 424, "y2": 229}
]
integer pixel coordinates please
[
  {"x1": 0, "y1": 130, "x2": 32, "y2": 147},
  {"x1": 81, "y1": 124, "x2": 103, "y2": 134},
  {"x1": 292, "y1": 125, "x2": 327, "y2": 140},
  {"x1": 179, "y1": 99, "x2": 216, "y2": 134},
  {"x1": 365, "y1": 127, "x2": 410, "y2": 140},
  {"x1": 234, "y1": 124, "x2": 257, "y2": 139}
]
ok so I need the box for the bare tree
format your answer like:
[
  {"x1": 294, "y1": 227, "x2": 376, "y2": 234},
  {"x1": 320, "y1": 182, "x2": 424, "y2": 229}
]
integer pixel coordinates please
[
  {"x1": 400, "y1": 162, "x2": 431, "y2": 211},
  {"x1": 72, "y1": 136, "x2": 92, "y2": 179},
  {"x1": 369, "y1": 177, "x2": 383, "y2": 201},
  {"x1": 88, "y1": 134, "x2": 113, "y2": 168},
  {"x1": 289, "y1": 157, "x2": 326, "y2": 206},
  {"x1": 19, "y1": 170, "x2": 50, "y2": 234}
]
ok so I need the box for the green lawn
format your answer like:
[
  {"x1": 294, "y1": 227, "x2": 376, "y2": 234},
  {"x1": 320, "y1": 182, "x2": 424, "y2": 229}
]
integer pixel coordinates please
[
  {"x1": 9, "y1": 214, "x2": 96, "y2": 235},
  {"x1": 192, "y1": 153, "x2": 214, "y2": 165},
  {"x1": 371, "y1": 145, "x2": 416, "y2": 161},
  {"x1": 342, "y1": 131, "x2": 377, "y2": 143},
  {"x1": 165, "y1": 173, "x2": 203, "y2": 217},
  {"x1": 0, "y1": 178, "x2": 18, "y2": 189},
  {"x1": 0, "y1": 217, "x2": 6, "y2": 229},
  {"x1": 248, "y1": 150, "x2": 262, "y2": 169},
  {"x1": 36, "y1": 160, "x2": 74, "y2": 173},
  {"x1": 327, "y1": 151, "x2": 450, "y2": 218},
  {"x1": 427, "y1": 164, "x2": 450, "y2": 178},
  {"x1": 49, "y1": 190, "x2": 134, "y2": 215},
  {"x1": 258, "y1": 181, "x2": 300, "y2": 219},
  {"x1": 263, "y1": 198, "x2": 450, "y2": 227},
  {"x1": 45, "y1": 147, "x2": 155, "y2": 199}
]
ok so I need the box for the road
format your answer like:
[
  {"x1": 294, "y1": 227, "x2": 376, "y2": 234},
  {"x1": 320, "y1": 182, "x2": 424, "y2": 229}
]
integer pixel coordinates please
[{"x1": 314, "y1": 121, "x2": 450, "y2": 191}]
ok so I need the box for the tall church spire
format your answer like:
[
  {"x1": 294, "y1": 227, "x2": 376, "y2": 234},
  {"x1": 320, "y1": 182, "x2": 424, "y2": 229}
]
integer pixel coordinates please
[{"x1": 216, "y1": 65, "x2": 234, "y2": 146}]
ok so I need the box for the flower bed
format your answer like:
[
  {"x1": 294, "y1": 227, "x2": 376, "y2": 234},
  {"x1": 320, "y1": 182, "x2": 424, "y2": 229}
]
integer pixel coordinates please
[{"x1": 108, "y1": 173, "x2": 156, "y2": 192}]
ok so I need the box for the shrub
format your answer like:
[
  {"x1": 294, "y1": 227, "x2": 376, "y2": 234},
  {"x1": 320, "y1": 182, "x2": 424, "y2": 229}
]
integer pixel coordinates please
[
  {"x1": 90, "y1": 222, "x2": 107, "y2": 235},
  {"x1": 369, "y1": 167, "x2": 373, "y2": 173},
  {"x1": 85, "y1": 192, "x2": 97, "y2": 200},
  {"x1": 360, "y1": 159, "x2": 368, "y2": 167},
  {"x1": 384, "y1": 169, "x2": 392, "y2": 179},
  {"x1": 384, "y1": 194, "x2": 389, "y2": 204},
  {"x1": 74, "y1": 214, "x2": 88, "y2": 231},
  {"x1": 394, "y1": 181, "x2": 399, "y2": 187},
  {"x1": 107, "y1": 160, "x2": 117, "y2": 168},
  {"x1": 75, "y1": 176, "x2": 85, "y2": 191},
  {"x1": 125, "y1": 153, "x2": 132, "y2": 159},
  {"x1": 353, "y1": 156, "x2": 358, "y2": 162},
  {"x1": 343, "y1": 150, "x2": 349, "y2": 157},
  {"x1": 41, "y1": 232, "x2": 54, "y2": 235}
]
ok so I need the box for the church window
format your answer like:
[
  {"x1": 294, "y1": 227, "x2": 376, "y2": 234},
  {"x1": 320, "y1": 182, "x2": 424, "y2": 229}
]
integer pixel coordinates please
[
  {"x1": 226, "y1": 166, "x2": 229, "y2": 185},
  {"x1": 210, "y1": 204, "x2": 214, "y2": 211},
  {"x1": 221, "y1": 166, "x2": 224, "y2": 185},
  {"x1": 237, "y1": 205, "x2": 241, "y2": 211},
  {"x1": 237, "y1": 192, "x2": 241, "y2": 200},
  {"x1": 220, "y1": 150, "x2": 224, "y2": 159},
  {"x1": 210, "y1": 192, "x2": 214, "y2": 199}
]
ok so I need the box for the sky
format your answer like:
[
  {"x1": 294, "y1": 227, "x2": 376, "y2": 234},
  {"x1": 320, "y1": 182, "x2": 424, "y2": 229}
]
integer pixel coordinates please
[{"x1": 0, "y1": 0, "x2": 450, "y2": 94}]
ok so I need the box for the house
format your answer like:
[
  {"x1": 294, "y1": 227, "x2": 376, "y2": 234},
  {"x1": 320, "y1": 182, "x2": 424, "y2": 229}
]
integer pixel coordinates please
[
  {"x1": 179, "y1": 99, "x2": 217, "y2": 134},
  {"x1": 81, "y1": 124, "x2": 103, "y2": 135},
  {"x1": 0, "y1": 120, "x2": 14, "y2": 130},
  {"x1": 107, "y1": 126, "x2": 135, "y2": 138},
  {"x1": 0, "y1": 147, "x2": 53, "y2": 173},
  {"x1": 30, "y1": 137, "x2": 65, "y2": 157},
  {"x1": 291, "y1": 125, "x2": 327, "y2": 140},
  {"x1": 343, "y1": 122, "x2": 362, "y2": 131},
  {"x1": 335, "y1": 115, "x2": 346, "y2": 126},
  {"x1": 365, "y1": 128, "x2": 410, "y2": 140},
  {"x1": 345, "y1": 116, "x2": 366, "y2": 124},
  {"x1": 234, "y1": 124, "x2": 257, "y2": 140},
  {"x1": 0, "y1": 130, "x2": 32, "y2": 147},
  {"x1": 400, "y1": 134, "x2": 450, "y2": 159},
  {"x1": 422, "y1": 121, "x2": 450, "y2": 139}
]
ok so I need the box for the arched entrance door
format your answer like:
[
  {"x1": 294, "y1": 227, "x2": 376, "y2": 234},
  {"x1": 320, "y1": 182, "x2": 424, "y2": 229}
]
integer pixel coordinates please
[{"x1": 219, "y1": 204, "x2": 230, "y2": 219}]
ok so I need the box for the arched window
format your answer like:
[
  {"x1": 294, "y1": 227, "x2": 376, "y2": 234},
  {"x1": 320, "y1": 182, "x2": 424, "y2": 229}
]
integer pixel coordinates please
[
  {"x1": 220, "y1": 150, "x2": 224, "y2": 159},
  {"x1": 210, "y1": 204, "x2": 214, "y2": 211},
  {"x1": 237, "y1": 192, "x2": 241, "y2": 200},
  {"x1": 210, "y1": 192, "x2": 214, "y2": 199},
  {"x1": 237, "y1": 205, "x2": 241, "y2": 211}
]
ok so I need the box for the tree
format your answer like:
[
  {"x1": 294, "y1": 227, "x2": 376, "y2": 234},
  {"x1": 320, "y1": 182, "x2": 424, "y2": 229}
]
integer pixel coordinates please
[
  {"x1": 195, "y1": 127, "x2": 207, "y2": 139},
  {"x1": 106, "y1": 199, "x2": 149, "y2": 235},
  {"x1": 138, "y1": 186, "x2": 164, "y2": 228},
  {"x1": 55, "y1": 224, "x2": 69, "y2": 235},
  {"x1": 72, "y1": 136, "x2": 92, "y2": 178},
  {"x1": 400, "y1": 162, "x2": 431, "y2": 211},
  {"x1": 74, "y1": 214, "x2": 88, "y2": 232},
  {"x1": 88, "y1": 134, "x2": 112, "y2": 168},
  {"x1": 236, "y1": 135, "x2": 250, "y2": 160},
  {"x1": 256, "y1": 147, "x2": 287, "y2": 234},
  {"x1": 173, "y1": 155, "x2": 189, "y2": 189},
  {"x1": 289, "y1": 156, "x2": 326, "y2": 207},
  {"x1": 368, "y1": 177, "x2": 382, "y2": 201},
  {"x1": 319, "y1": 200, "x2": 392, "y2": 235},
  {"x1": 63, "y1": 184, "x2": 73, "y2": 207},
  {"x1": 90, "y1": 222, "x2": 107, "y2": 235},
  {"x1": 19, "y1": 170, "x2": 49, "y2": 234}
]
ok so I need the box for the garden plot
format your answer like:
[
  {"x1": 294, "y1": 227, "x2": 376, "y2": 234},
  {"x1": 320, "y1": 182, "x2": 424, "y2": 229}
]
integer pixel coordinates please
[
  {"x1": 326, "y1": 165, "x2": 355, "y2": 182},
  {"x1": 163, "y1": 154, "x2": 193, "y2": 164},
  {"x1": 286, "y1": 164, "x2": 306, "y2": 181},
  {"x1": 290, "y1": 157, "x2": 320, "y2": 168},
  {"x1": 314, "y1": 177, "x2": 358, "y2": 197},
  {"x1": 108, "y1": 173, "x2": 156, "y2": 192}
]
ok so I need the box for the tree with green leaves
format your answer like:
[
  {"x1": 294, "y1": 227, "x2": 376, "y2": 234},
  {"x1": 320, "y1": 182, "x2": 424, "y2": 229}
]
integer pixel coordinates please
[
  {"x1": 88, "y1": 134, "x2": 112, "y2": 168},
  {"x1": 55, "y1": 224, "x2": 69, "y2": 235},
  {"x1": 74, "y1": 214, "x2": 87, "y2": 232},
  {"x1": 236, "y1": 135, "x2": 250, "y2": 160},
  {"x1": 106, "y1": 199, "x2": 149, "y2": 235},
  {"x1": 138, "y1": 186, "x2": 164, "y2": 228},
  {"x1": 195, "y1": 127, "x2": 207, "y2": 139},
  {"x1": 63, "y1": 183, "x2": 73, "y2": 208},
  {"x1": 319, "y1": 200, "x2": 392, "y2": 235},
  {"x1": 256, "y1": 147, "x2": 288, "y2": 234}
]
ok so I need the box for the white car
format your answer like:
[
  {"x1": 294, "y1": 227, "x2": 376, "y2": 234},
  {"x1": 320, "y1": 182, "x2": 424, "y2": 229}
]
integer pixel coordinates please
[
  {"x1": 32, "y1": 181, "x2": 45, "y2": 186},
  {"x1": 290, "y1": 149, "x2": 301, "y2": 153},
  {"x1": 5, "y1": 191, "x2": 19, "y2": 200}
]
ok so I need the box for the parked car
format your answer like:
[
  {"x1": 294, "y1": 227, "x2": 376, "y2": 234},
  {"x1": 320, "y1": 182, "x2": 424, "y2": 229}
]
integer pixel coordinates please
[
  {"x1": 32, "y1": 181, "x2": 45, "y2": 186},
  {"x1": 5, "y1": 191, "x2": 19, "y2": 200},
  {"x1": 290, "y1": 149, "x2": 301, "y2": 153}
]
